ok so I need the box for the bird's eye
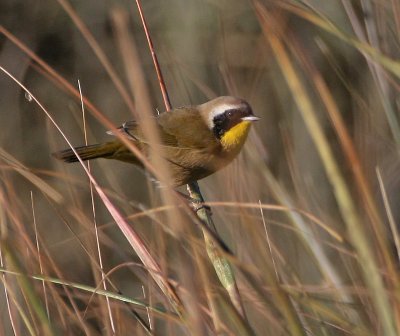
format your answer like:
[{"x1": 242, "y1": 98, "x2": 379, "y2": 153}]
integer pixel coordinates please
[{"x1": 227, "y1": 110, "x2": 233, "y2": 117}]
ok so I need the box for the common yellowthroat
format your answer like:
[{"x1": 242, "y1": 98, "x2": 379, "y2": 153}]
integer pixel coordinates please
[{"x1": 53, "y1": 96, "x2": 259, "y2": 186}]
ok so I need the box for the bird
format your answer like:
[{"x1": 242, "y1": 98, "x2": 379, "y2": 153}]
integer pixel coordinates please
[{"x1": 52, "y1": 96, "x2": 259, "y2": 187}]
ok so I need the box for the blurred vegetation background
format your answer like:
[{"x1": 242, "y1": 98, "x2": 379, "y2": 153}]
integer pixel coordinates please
[{"x1": 1, "y1": 0, "x2": 399, "y2": 335}]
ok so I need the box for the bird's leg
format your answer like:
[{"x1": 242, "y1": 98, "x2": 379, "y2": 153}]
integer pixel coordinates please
[
  {"x1": 146, "y1": 174, "x2": 211, "y2": 213},
  {"x1": 174, "y1": 190, "x2": 212, "y2": 214}
]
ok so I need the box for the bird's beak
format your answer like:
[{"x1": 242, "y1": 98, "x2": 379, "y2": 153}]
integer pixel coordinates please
[{"x1": 241, "y1": 115, "x2": 260, "y2": 122}]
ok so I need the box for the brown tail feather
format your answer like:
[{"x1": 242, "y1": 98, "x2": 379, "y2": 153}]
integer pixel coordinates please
[{"x1": 52, "y1": 142, "x2": 120, "y2": 163}]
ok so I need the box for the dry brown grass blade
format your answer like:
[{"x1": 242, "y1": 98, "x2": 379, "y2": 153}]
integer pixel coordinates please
[
  {"x1": 77, "y1": 80, "x2": 116, "y2": 334},
  {"x1": 56, "y1": 0, "x2": 136, "y2": 114},
  {"x1": 0, "y1": 147, "x2": 62, "y2": 203},
  {"x1": 208, "y1": 202, "x2": 342, "y2": 242},
  {"x1": 135, "y1": 0, "x2": 172, "y2": 111}
]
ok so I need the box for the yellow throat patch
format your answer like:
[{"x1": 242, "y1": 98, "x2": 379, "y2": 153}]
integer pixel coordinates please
[{"x1": 220, "y1": 121, "x2": 252, "y2": 153}]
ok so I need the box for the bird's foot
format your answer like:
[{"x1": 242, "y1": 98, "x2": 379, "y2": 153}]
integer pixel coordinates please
[{"x1": 174, "y1": 190, "x2": 212, "y2": 214}]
